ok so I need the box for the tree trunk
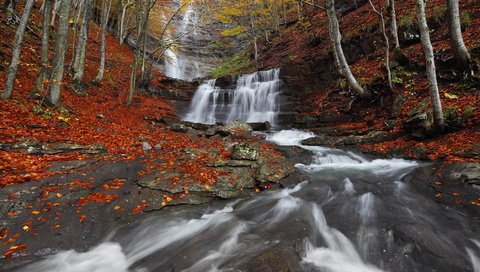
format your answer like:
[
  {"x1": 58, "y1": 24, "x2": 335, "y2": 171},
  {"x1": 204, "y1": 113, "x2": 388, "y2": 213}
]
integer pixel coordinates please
[
  {"x1": 446, "y1": 0, "x2": 472, "y2": 74},
  {"x1": 369, "y1": 0, "x2": 392, "y2": 91},
  {"x1": 93, "y1": 0, "x2": 112, "y2": 85},
  {"x1": 388, "y1": 0, "x2": 400, "y2": 50},
  {"x1": 416, "y1": 0, "x2": 445, "y2": 133},
  {"x1": 1, "y1": 0, "x2": 35, "y2": 99},
  {"x1": 50, "y1": 0, "x2": 61, "y2": 26},
  {"x1": 31, "y1": 0, "x2": 52, "y2": 99},
  {"x1": 326, "y1": 0, "x2": 367, "y2": 98},
  {"x1": 46, "y1": 0, "x2": 72, "y2": 106},
  {"x1": 71, "y1": 0, "x2": 92, "y2": 86},
  {"x1": 120, "y1": 1, "x2": 133, "y2": 45}
]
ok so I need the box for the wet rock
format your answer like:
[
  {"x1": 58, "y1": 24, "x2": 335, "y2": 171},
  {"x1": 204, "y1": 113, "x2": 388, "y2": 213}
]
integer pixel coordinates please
[
  {"x1": 142, "y1": 142, "x2": 152, "y2": 151},
  {"x1": 231, "y1": 143, "x2": 258, "y2": 161},
  {"x1": 154, "y1": 144, "x2": 162, "y2": 150},
  {"x1": 453, "y1": 143, "x2": 480, "y2": 159},
  {"x1": 170, "y1": 123, "x2": 189, "y2": 133},
  {"x1": 218, "y1": 120, "x2": 253, "y2": 137},
  {"x1": 26, "y1": 143, "x2": 106, "y2": 155},
  {"x1": 46, "y1": 160, "x2": 96, "y2": 172},
  {"x1": 240, "y1": 244, "x2": 303, "y2": 272},
  {"x1": 391, "y1": 94, "x2": 405, "y2": 117},
  {"x1": 446, "y1": 163, "x2": 480, "y2": 186},
  {"x1": 256, "y1": 156, "x2": 295, "y2": 183},
  {"x1": 96, "y1": 114, "x2": 106, "y2": 120},
  {"x1": 301, "y1": 134, "x2": 336, "y2": 146},
  {"x1": 247, "y1": 121, "x2": 271, "y2": 131},
  {"x1": 403, "y1": 113, "x2": 431, "y2": 139},
  {"x1": 136, "y1": 171, "x2": 187, "y2": 193}
]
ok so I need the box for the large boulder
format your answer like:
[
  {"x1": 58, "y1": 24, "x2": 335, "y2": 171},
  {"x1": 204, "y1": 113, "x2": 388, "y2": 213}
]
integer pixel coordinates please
[
  {"x1": 256, "y1": 156, "x2": 295, "y2": 183},
  {"x1": 231, "y1": 143, "x2": 258, "y2": 161},
  {"x1": 217, "y1": 120, "x2": 253, "y2": 137},
  {"x1": 247, "y1": 121, "x2": 272, "y2": 131}
]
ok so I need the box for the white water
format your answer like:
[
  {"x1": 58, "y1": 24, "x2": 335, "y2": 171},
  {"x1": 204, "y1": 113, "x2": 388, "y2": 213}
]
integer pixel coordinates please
[
  {"x1": 468, "y1": 239, "x2": 480, "y2": 272},
  {"x1": 183, "y1": 68, "x2": 281, "y2": 125},
  {"x1": 164, "y1": 3, "x2": 205, "y2": 81},
  {"x1": 21, "y1": 130, "x2": 480, "y2": 272}
]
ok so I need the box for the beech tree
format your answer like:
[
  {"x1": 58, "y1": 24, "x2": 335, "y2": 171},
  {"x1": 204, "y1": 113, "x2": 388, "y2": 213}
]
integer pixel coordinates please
[
  {"x1": 446, "y1": 0, "x2": 472, "y2": 75},
  {"x1": 126, "y1": 0, "x2": 156, "y2": 106},
  {"x1": 1, "y1": 0, "x2": 35, "y2": 99},
  {"x1": 46, "y1": 0, "x2": 72, "y2": 106},
  {"x1": 71, "y1": 0, "x2": 93, "y2": 90},
  {"x1": 93, "y1": 0, "x2": 113, "y2": 85},
  {"x1": 416, "y1": 0, "x2": 444, "y2": 133},
  {"x1": 31, "y1": 0, "x2": 53, "y2": 98},
  {"x1": 326, "y1": 0, "x2": 368, "y2": 98},
  {"x1": 388, "y1": 0, "x2": 399, "y2": 50},
  {"x1": 368, "y1": 0, "x2": 392, "y2": 91}
]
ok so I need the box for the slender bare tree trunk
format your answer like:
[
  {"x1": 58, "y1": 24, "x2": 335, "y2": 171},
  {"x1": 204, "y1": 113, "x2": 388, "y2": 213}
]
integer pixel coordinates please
[
  {"x1": 446, "y1": 0, "x2": 472, "y2": 74},
  {"x1": 31, "y1": 0, "x2": 52, "y2": 98},
  {"x1": 47, "y1": 0, "x2": 72, "y2": 106},
  {"x1": 326, "y1": 0, "x2": 367, "y2": 98},
  {"x1": 93, "y1": 0, "x2": 112, "y2": 84},
  {"x1": 1, "y1": 0, "x2": 35, "y2": 99},
  {"x1": 50, "y1": 0, "x2": 62, "y2": 26},
  {"x1": 120, "y1": 1, "x2": 133, "y2": 44},
  {"x1": 369, "y1": 0, "x2": 392, "y2": 91},
  {"x1": 388, "y1": 0, "x2": 400, "y2": 50},
  {"x1": 71, "y1": 0, "x2": 92, "y2": 86},
  {"x1": 416, "y1": 0, "x2": 444, "y2": 133},
  {"x1": 127, "y1": 0, "x2": 143, "y2": 106}
]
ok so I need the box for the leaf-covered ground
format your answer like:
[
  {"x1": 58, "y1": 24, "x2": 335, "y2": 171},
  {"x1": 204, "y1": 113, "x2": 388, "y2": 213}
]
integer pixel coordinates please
[{"x1": 259, "y1": 0, "x2": 480, "y2": 162}]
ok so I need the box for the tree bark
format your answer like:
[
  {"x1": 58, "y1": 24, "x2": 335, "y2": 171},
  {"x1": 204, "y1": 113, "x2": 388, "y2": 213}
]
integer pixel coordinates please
[
  {"x1": 120, "y1": 1, "x2": 133, "y2": 45},
  {"x1": 31, "y1": 0, "x2": 52, "y2": 99},
  {"x1": 326, "y1": 0, "x2": 367, "y2": 98},
  {"x1": 369, "y1": 0, "x2": 392, "y2": 91},
  {"x1": 446, "y1": 0, "x2": 472, "y2": 74},
  {"x1": 388, "y1": 0, "x2": 400, "y2": 50},
  {"x1": 46, "y1": 0, "x2": 72, "y2": 106},
  {"x1": 71, "y1": 0, "x2": 92, "y2": 85},
  {"x1": 93, "y1": 0, "x2": 112, "y2": 85},
  {"x1": 416, "y1": 0, "x2": 445, "y2": 133},
  {"x1": 1, "y1": 0, "x2": 35, "y2": 99}
]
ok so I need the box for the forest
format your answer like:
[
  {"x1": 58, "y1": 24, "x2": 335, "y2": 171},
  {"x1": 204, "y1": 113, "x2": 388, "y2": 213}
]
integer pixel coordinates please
[{"x1": 0, "y1": 0, "x2": 479, "y2": 271}]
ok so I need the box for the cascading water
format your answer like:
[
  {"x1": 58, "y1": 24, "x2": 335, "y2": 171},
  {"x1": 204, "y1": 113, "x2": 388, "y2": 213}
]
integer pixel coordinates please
[
  {"x1": 20, "y1": 129, "x2": 480, "y2": 272},
  {"x1": 183, "y1": 68, "x2": 281, "y2": 125},
  {"x1": 164, "y1": 2, "x2": 205, "y2": 81}
]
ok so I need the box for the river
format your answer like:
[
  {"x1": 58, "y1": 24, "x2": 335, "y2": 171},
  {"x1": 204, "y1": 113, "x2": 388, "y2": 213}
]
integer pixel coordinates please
[{"x1": 19, "y1": 127, "x2": 480, "y2": 272}]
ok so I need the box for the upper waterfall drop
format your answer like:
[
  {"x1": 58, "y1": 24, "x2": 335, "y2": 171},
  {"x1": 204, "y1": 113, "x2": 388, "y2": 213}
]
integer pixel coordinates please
[
  {"x1": 163, "y1": 2, "x2": 206, "y2": 81},
  {"x1": 183, "y1": 68, "x2": 282, "y2": 125}
]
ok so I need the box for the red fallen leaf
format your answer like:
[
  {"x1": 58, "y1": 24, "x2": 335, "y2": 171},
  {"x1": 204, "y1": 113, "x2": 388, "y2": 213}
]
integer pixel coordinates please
[
  {"x1": 8, "y1": 194, "x2": 17, "y2": 199},
  {"x1": 52, "y1": 225, "x2": 61, "y2": 229},
  {"x1": 3, "y1": 244, "x2": 27, "y2": 258},
  {"x1": 0, "y1": 228, "x2": 10, "y2": 240},
  {"x1": 452, "y1": 192, "x2": 460, "y2": 197},
  {"x1": 132, "y1": 205, "x2": 143, "y2": 214},
  {"x1": 79, "y1": 215, "x2": 87, "y2": 223},
  {"x1": 456, "y1": 199, "x2": 464, "y2": 205}
]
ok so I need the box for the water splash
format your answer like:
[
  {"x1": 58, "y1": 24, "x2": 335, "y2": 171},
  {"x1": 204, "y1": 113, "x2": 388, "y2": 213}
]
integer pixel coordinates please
[{"x1": 183, "y1": 68, "x2": 281, "y2": 125}]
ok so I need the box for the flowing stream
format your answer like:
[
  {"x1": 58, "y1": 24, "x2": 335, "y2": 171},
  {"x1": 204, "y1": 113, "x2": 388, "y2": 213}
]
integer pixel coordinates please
[
  {"x1": 21, "y1": 129, "x2": 480, "y2": 272},
  {"x1": 183, "y1": 68, "x2": 281, "y2": 125}
]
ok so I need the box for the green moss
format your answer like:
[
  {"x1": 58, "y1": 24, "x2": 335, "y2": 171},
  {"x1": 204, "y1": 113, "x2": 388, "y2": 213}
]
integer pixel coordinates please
[
  {"x1": 211, "y1": 48, "x2": 254, "y2": 78},
  {"x1": 460, "y1": 11, "x2": 472, "y2": 27},
  {"x1": 398, "y1": 14, "x2": 415, "y2": 28}
]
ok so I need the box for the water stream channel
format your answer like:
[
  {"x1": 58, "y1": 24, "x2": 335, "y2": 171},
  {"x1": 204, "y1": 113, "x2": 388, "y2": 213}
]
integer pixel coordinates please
[{"x1": 20, "y1": 68, "x2": 480, "y2": 271}]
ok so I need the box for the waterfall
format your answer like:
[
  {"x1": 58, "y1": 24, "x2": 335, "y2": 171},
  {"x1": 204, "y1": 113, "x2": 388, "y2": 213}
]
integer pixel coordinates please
[
  {"x1": 183, "y1": 68, "x2": 281, "y2": 125},
  {"x1": 164, "y1": 3, "x2": 205, "y2": 81}
]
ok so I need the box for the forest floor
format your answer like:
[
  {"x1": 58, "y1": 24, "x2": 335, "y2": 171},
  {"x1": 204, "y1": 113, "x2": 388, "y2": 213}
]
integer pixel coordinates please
[
  {"x1": 258, "y1": 0, "x2": 480, "y2": 163},
  {"x1": 0, "y1": 8, "x2": 292, "y2": 262},
  {"x1": 1, "y1": 0, "x2": 480, "y2": 264}
]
